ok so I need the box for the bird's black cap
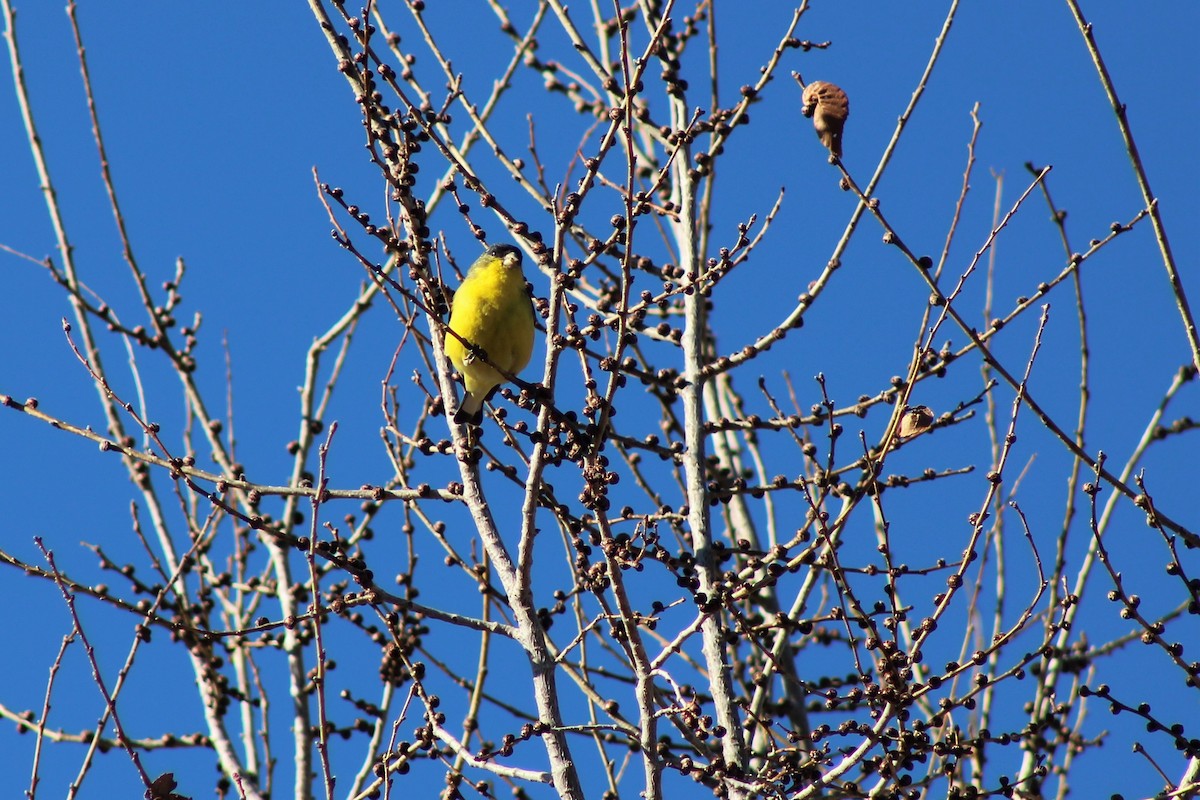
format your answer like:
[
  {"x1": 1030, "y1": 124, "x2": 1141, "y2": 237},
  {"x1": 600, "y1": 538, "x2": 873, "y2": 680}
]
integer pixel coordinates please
[{"x1": 486, "y1": 243, "x2": 521, "y2": 260}]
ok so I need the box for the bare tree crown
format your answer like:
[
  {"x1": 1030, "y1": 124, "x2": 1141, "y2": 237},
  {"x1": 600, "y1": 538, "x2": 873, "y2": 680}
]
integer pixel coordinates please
[{"x1": 1, "y1": 3, "x2": 1198, "y2": 799}]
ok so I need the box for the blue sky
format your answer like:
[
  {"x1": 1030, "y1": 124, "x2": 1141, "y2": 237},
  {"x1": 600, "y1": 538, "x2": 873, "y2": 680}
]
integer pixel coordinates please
[{"x1": 2, "y1": 2, "x2": 1198, "y2": 798}]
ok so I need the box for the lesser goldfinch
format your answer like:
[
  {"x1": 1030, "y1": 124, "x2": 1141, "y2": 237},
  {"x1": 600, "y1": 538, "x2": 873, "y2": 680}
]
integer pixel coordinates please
[
  {"x1": 444, "y1": 243, "x2": 535, "y2": 425},
  {"x1": 800, "y1": 80, "x2": 849, "y2": 158}
]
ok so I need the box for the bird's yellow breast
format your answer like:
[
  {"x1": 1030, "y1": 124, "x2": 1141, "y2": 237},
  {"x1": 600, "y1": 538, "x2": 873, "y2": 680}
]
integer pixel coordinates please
[{"x1": 445, "y1": 258, "x2": 534, "y2": 382}]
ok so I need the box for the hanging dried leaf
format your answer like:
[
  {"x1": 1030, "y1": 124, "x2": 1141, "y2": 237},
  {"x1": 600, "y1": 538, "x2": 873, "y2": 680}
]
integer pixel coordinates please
[
  {"x1": 146, "y1": 772, "x2": 191, "y2": 800},
  {"x1": 898, "y1": 405, "x2": 935, "y2": 440},
  {"x1": 801, "y1": 80, "x2": 850, "y2": 158}
]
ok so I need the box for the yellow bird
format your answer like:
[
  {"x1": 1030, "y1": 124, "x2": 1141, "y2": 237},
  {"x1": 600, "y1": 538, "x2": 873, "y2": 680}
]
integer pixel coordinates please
[{"x1": 444, "y1": 243, "x2": 535, "y2": 425}]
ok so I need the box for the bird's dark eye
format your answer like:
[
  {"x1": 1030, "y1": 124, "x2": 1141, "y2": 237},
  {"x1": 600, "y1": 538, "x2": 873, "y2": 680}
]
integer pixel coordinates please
[{"x1": 488, "y1": 244, "x2": 521, "y2": 266}]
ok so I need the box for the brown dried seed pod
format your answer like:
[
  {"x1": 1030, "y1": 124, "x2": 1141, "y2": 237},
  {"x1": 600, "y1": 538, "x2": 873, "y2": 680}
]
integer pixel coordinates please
[
  {"x1": 801, "y1": 80, "x2": 849, "y2": 158},
  {"x1": 898, "y1": 405, "x2": 935, "y2": 440}
]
